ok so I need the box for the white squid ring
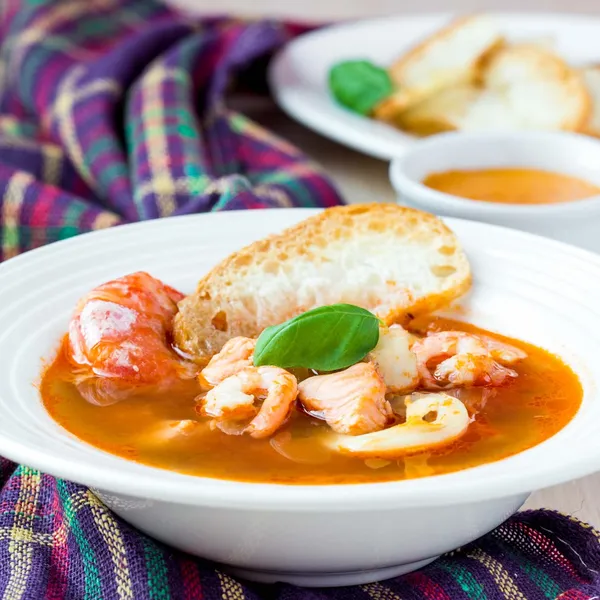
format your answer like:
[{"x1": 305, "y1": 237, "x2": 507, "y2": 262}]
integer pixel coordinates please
[{"x1": 327, "y1": 392, "x2": 470, "y2": 458}]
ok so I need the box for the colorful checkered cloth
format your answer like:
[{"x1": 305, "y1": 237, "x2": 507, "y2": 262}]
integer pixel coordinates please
[
  {"x1": 0, "y1": 0, "x2": 342, "y2": 262},
  {"x1": 0, "y1": 1, "x2": 599, "y2": 599}
]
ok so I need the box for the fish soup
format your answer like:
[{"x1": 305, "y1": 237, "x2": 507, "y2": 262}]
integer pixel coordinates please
[{"x1": 41, "y1": 317, "x2": 582, "y2": 485}]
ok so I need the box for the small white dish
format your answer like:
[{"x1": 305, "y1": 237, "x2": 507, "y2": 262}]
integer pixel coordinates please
[
  {"x1": 389, "y1": 131, "x2": 600, "y2": 253},
  {"x1": 0, "y1": 209, "x2": 599, "y2": 586},
  {"x1": 269, "y1": 12, "x2": 600, "y2": 160}
]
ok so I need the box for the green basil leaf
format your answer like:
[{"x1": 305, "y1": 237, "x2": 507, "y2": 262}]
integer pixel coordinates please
[
  {"x1": 253, "y1": 304, "x2": 380, "y2": 371},
  {"x1": 329, "y1": 60, "x2": 393, "y2": 115}
]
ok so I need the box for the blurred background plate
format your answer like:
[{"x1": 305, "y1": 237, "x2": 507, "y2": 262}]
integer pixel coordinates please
[{"x1": 267, "y1": 12, "x2": 600, "y2": 160}]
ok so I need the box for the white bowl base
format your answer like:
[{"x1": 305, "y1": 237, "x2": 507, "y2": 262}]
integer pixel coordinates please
[{"x1": 227, "y1": 557, "x2": 439, "y2": 587}]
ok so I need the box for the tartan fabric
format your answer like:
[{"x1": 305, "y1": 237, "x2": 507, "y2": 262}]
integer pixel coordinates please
[
  {"x1": 0, "y1": 0, "x2": 342, "y2": 262},
  {"x1": 0, "y1": 1, "x2": 599, "y2": 599},
  {"x1": 1, "y1": 461, "x2": 599, "y2": 600}
]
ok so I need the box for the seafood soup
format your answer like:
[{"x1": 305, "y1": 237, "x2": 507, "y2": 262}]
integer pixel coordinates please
[{"x1": 40, "y1": 205, "x2": 583, "y2": 484}]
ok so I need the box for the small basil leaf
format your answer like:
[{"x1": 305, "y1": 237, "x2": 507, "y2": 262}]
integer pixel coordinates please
[
  {"x1": 253, "y1": 304, "x2": 380, "y2": 371},
  {"x1": 329, "y1": 60, "x2": 393, "y2": 115}
]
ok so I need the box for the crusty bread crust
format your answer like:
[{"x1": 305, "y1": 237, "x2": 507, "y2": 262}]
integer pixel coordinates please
[
  {"x1": 388, "y1": 14, "x2": 496, "y2": 85},
  {"x1": 372, "y1": 93, "x2": 412, "y2": 123},
  {"x1": 481, "y1": 43, "x2": 591, "y2": 132},
  {"x1": 579, "y1": 66, "x2": 600, "y2": 137},
  {"x1": 173, "y1": 205, "x2": 472, "y2": 364},
  {"x1": 396, "y1": 83, "x2": 480, "y2": 135},
  {"x1": 374, "y1": 16, "x2": 589, "y2": 135},
  {"x1": 397, "y1": 43, "x2": 590, "y2": 136},
  {"x1": 373, "y1": 14, "x2": 502, "y2": 122}
]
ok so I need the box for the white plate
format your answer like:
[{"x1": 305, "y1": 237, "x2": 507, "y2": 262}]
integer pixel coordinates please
[
  {"x1": 1, "y1": 209, "x2": 600, "y2": 584},
  {"x1": 0, "y1": 208, "x2": 599, "y2": 508},
  {"x1": 269, "y1": 12, "x2": 600, "y2": 160}
]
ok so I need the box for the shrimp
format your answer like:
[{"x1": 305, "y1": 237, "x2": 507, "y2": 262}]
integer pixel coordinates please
[
  {"x1": 198, "y1": 336, "x2": 256, "y2": 390},
  {"x1": 368, "y1": 325, "x2": 419, "y2": 393},
  {"x1": 200, "y1": 366, "x2": 298, "y2": 439},
  {"x1": 327, "y1": 392, "x2": 470, "y2": 458},
  {"x1": 479, "y1": 335, "x2": 529, "y2": 364},
  {"x1": 67, "y1": 271, "x2": 197, "y2": 405},
  {"x1": 412, "y1": 331, "x2": 527, "y2": 390},
  {"x1": 297, "y1": 363, "x2": 392, "y2": 436}
]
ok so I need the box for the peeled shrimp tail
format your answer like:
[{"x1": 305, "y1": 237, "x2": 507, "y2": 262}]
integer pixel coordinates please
[
  {"x1": 198, "y1": 336, "x2": 256, "y2": 390},
  {"x1": 413, "y1": 331, "x2": 526, "y2": 389},
  {"x1": 244, "y1": 368, "x2": 298, "y2": 438},
  {"x1": 200, "y1": 366, "x2": 298, "y2": 439},
  {"x1": 435, "y1": 355, "x2": 518, "y2": 387}
]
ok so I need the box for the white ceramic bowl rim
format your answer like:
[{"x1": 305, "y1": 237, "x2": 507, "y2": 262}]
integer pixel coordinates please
[
  {"x1": 390, "y1": 131, "x2": 600, "y2": 217},
  {"x1": 1, "y1": 210, "x2": 600, "y2": 511}
]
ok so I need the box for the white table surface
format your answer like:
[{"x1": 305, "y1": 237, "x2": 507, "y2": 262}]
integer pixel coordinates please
[{"x1": 171, "y1": 0, "x2": 600, "y2": 528}]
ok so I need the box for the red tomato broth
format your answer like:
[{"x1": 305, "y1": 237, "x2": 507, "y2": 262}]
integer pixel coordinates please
[{"x1": 40, "y1": 318, "x2": 582, "y2": 484}]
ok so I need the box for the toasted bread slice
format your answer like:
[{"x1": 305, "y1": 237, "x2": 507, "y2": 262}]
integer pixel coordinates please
[
  {"x1": 173, "y1": 205, "x2": 471, "y2": 364},
  {"x1": 476, "y1": 43, "x2": 590, "y2": 131},
  {"x1": 398, "y1": 43, "x2": 590, "y2": 134},
  {"x1": 396, "y1": 83, "x2": 480, "y2": 135},
  {"x1": 373, "y1": 14, "x2": 503, "y2": 122},
  {"x1": 516, "y1": 35, "x2": 556, "y2": 52},
  {"x1": 580, "y1": 66, "x2": 600, "y2": 136}
]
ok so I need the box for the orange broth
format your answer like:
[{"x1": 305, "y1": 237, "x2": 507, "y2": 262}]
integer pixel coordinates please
[
  {"x1": 40, "y1": 318, "x2": 582, "y2": 484},
  {"x1": 422, "y1": 167, "x2": 600, "y2": 205}
]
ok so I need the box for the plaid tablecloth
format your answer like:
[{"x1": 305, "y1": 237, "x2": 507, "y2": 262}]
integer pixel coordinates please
[{"x1": 0, "y1": 1, "x2": 599, "y2": 599}]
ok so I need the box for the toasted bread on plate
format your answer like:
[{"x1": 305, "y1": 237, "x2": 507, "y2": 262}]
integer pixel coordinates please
[
  {"x1": 173, "y1": 205, "x2": 471, "y2": 363},
  {"x1": 397, "y1": 43, "x2": 590, "y2": 135},
  {"x1": 395, "y1": 83, "x2": 481, "y2": 135},
  {"x1": 478, "y1": 43, "x2": 590, "y2": 131},
  {"x1": 580, "y1": 66, "x2": 600, "y2": 136},
  {"x1": 373, "y1": 14, "x2": 503, "y2": 122}
]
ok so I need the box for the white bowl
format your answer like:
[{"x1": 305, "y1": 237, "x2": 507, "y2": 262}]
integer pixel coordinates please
[
  {"x1": 1, "y1": 209, "x2": 600, "y2": 587},
  {"x1": 389, "y1": 131, "x2": 600, "y2": 253}
]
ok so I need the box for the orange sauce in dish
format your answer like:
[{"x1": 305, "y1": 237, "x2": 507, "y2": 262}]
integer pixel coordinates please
[
  {"x1": 422, "y1": 168, "x2": 600, "y2": 204},
  {"x1": 40, "y1": 317, "x2": 582, "y2": 485}
]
